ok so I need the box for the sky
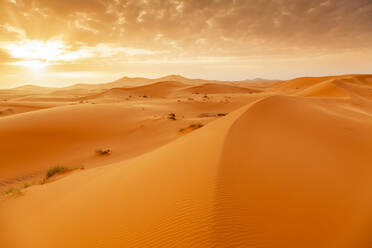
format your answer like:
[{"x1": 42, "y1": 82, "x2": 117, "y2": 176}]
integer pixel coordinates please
[{"x1": 0, "y1": 0, "x2": 372, "y2": 88}]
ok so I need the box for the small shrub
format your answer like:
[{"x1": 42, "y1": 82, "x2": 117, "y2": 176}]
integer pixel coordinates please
[
  {"x1": 198, "y1": 113, "x2": 215, "y2": 118},
  {"x1": 198, "y1": 113, "x2": 228, "y2": 118},
  {"x1": 190, "y1": 123, "x2": 203, "y2": 129},
  {"x1": 96, "y1": 148, "x2": 111, "y2": 155},
  {"x1": 46, "y1": 166, "x2": 69, "y2": 179},
  {"x1": 3, "y1": 187, "x2": 22, "y2": 196},
  {"x1": 168, "y1": 113, "x2": 176, "y2": 120},
  {"x1": 5, "y1": 188, "x2": 15, "y2": 195},
  {"x1": 24, "y1": 183, "x2": 31, "y2": 188},
  {"x1": 179, "y1": 123, "x2": 204, "y2": 133}
]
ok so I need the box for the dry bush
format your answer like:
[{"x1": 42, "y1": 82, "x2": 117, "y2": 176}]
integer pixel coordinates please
[
  {"x1": 96, "y1": 148, "x2": 111, "y2": 155},
  {"x1": 168, "y1": 113, "x2": 176, "y2": 120},
  {"x1": 46, "y1": 166, "x2": 69, "y2": 179}
]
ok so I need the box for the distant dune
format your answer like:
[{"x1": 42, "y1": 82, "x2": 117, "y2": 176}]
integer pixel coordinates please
[
  {"x1": 181, "y1": 83, "x2": 263, "y2": 94},
  {"x1": 39, "y1": 74, "x2": 277, "y2": 91},
  {"x1": 84, "y1": 81, "x2": 191, "y2": 100},
  {"x1": 1, "y1": 74, "x2": 372, "y2": 248}
]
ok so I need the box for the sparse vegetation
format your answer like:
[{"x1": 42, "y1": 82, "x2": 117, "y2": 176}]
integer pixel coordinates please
[
  {"x1": 198, "y1": 113, "x2": 228, "y2": 118},
  {"x1": 46, "y1": 166, "x2": 70, "y2": 179},
  {"x1": 190, "y1": 123, "x2": 203, "y2": 128},
  {"x1": 179, "y1": 123, "x2": 204, "y2": 133},
  {"x1": 44, "y1": 165, "x2": 84, "y2": 182},
  {"x1": 168, "y1": 113, "x2": 176, "y2": 120},
  {"x1": 2, "y1": 187, "x2": 22, "y2": 196},
  {"x1": 24, "y1": 183, "x2": 31, "y2": 188},
  {"x1": 5, "y1": 188, "x2": 15, "y2": 195},
  {"x1": 198, "y1": 113, "x2": 213, "y2": 118},
  {"x1": 95, "y1": 148, "x2": 111, "y2": 155}
]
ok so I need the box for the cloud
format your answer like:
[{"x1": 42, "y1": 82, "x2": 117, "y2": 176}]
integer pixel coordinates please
[
  {"x1": 0, "y1": 24, "x2": 26, "y2": 39},
  {"x1": 1, "y1": 0, "x2": 371, "y2": 57},
  {"x1": 0, "y1": 0, "x2": 371, "y2": 85}
]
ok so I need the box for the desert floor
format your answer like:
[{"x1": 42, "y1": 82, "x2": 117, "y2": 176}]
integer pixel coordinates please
[{"x1": 1, "y1": 74, "x2": 372, "y2": 247}]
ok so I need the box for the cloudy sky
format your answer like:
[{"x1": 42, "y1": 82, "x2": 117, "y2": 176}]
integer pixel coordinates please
[{"x1": 0, "y1": 0, "x2": 371, "y2": 88}]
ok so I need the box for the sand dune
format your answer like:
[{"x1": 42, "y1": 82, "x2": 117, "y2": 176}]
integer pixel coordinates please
[
  {"x1": 0, "y1": 103, "x2": 192, "y2": 184},
  {"x1": 275, "y1": 75, "x2": 358, "y2": 92},
  {"x1": 63, "y1": 74, "x2": 276, "y2": 90},
  {"x1": 296, "y1": 78, "x2": 349, "y2": 97},
  {"x1": 11, "y1": 85, "x2": 58, "y2": 93},
  {"x1": 0, "y1": 84, "x2": 260, "y2": 189},
  {"x1": 1, "y1": 74, "x2": 372, "y2": 247},
  {"x1": 180, "y1": 83, "x2": 263, "y2": 94},
  {"x1": 84, "y1": 81, "x2": 191, "y2": 100},
  {"x1": 0, "y1": 101, "x2": 64, "y2": 117}
]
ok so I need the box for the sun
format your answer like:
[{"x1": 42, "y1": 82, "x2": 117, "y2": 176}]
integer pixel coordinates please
[
  {"x1": 12, "y1": 60, "x2": 48, "y2": 69},
  {"x1": 4, "y1": 39, "x2": 66, "y2": 69}
]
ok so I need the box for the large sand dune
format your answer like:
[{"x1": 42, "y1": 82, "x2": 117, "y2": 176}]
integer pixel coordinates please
[{"x1": 1, "y1": 74, "x2": 372, "y2": 248}]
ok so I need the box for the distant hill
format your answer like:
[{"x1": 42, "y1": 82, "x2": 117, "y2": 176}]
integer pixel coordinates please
[{"x1": 6, "y1": 75, "x2": 279, "y2": 93}]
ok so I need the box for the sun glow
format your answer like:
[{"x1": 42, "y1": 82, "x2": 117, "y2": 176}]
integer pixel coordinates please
[
  {"x1": 12, "y1": 60, "x2": 48, "y2": 69},
  {"x1": 6, "y1": 39, "x2": 65, "y2": 61},
  {"x1": 2, "y1": 39, "x2": 66, "y2": 69}
]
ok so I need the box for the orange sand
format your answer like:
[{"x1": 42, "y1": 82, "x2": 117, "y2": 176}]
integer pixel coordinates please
[{"x1": 1, "y1": 74, "x2": 372, "y2": 248}]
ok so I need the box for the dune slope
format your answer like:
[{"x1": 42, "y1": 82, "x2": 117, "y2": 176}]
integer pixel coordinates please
[
  {"x1": 181, "y1": 83, "x2": 262, "y2": 94},
  {"x1": 0, "y1": 103, "x2": 187, "y2": 184},
  {"x1": 83, "y1": 81, "x2": 191, "y2": 100}
]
